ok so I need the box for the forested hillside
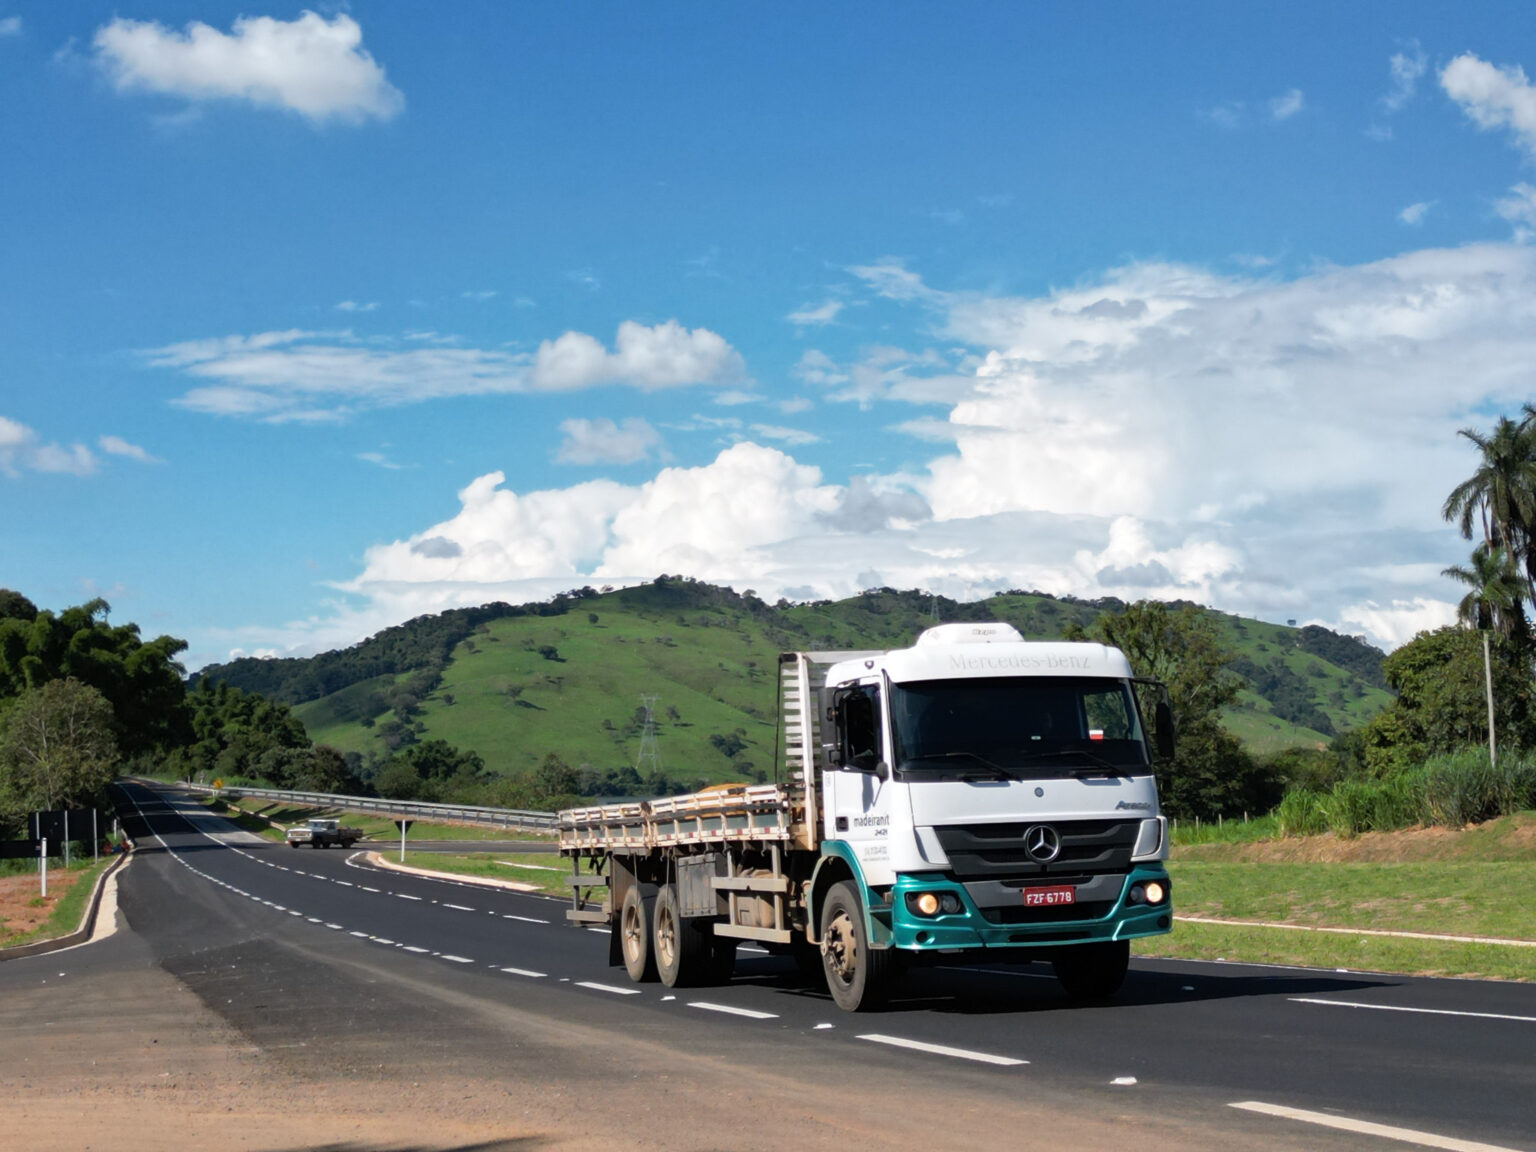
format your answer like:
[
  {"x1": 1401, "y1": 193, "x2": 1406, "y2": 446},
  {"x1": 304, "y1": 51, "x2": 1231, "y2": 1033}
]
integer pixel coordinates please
[{"x1": 198, "y1": 579, "x2": 1392, "y2": 798}]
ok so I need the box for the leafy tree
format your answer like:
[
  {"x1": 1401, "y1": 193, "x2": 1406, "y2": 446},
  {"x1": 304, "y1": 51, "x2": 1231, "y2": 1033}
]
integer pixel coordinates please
[
  {"x1": 0, "y1": 589, "x2": 37, "y2": 623},
  {"x1": 1068, "y1": 601, "x2": 1270, "y2": 819},
  {"x1": 372, "y1": 739, "x2": 485, "y2": 801},
  {"x1": 169, "y1": 678, "x2": 310, "y2": 782},
  {"x1": 1444, "y1": 544, "x2": 1528, "y2": 765},
  {"x1": 0, "y1": 678, "x2": 119, "y2": 830},
  {"x1": 1442, "y1": 413, "x2": 1536, "y2": 599},
  {"x1": 532, "y1": 752, "x2": 580, "y2": 802}
]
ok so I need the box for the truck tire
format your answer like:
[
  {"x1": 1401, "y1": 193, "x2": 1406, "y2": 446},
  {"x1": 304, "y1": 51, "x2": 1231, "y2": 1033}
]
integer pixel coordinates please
[
  {"x1": 1053, "y1": 940, "x2": 1130, "y2": 1000},
  {"x1": 820, "y1": 880, "x2": 891, "y2": 1012},
  {"x1": 654, "y1": 884, "x2": 711, "y2": 988},
  {"x1": 619, "y1": 883, "x2": 659, "y2": 982},
  {"x1": 287, "y1": 841, "x2": 298, "y2": 849}
]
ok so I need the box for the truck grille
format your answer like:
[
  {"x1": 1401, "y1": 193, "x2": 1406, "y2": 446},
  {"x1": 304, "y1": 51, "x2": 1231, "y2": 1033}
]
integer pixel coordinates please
[
  {"x1": 933, "y1": 819, "x2": 1137, "y2": 880},
  {"x1": 979, "y1": 902, "x2": 1114, "y2": 924}
]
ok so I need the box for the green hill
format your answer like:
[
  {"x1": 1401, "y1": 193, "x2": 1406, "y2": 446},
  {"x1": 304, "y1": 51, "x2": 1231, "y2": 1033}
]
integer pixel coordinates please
[{"x1": 199, "y1": 581, "x2": 1392, "y2": 785}]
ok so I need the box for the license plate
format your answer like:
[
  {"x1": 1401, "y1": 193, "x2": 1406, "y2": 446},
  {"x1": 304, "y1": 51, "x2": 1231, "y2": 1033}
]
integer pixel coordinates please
[{"x1": 1023, "y1": 885, "x2": 1076, "y2": 907}]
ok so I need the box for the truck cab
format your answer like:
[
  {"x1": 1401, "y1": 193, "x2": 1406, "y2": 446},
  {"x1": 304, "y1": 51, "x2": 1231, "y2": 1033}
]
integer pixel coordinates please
[{"x1": 813, "y1": 623, "x2": 1172, "y2": 1005}]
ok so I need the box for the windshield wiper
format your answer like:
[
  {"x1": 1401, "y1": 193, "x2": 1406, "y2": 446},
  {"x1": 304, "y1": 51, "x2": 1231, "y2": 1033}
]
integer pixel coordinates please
[
  {"x1": 907, "y1": 751, "x2": 1016, "y2": 780},
  {"x1": 1015, "y1": 748, "x2": 1125, "y2": 775}
]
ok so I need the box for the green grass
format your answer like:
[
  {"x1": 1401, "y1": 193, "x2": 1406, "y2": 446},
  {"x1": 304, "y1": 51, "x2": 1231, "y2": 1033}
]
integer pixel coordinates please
[
  {"x1": 380, "y1": 850, "x2": 588, "y2": 899},
  {"x1": 0, "y1": 857, "x2": 113, "y2": 949}
]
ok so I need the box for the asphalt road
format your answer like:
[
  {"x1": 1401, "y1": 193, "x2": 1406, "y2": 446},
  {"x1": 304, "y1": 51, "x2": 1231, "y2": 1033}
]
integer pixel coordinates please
[{"x1": 32, "y1": 780, "x2": 1536, "y2": 1150}]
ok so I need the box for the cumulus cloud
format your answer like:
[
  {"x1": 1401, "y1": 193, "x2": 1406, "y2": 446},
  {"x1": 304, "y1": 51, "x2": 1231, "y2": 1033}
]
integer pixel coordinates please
[
  {"x1": 90, "y1": 11, "x2": 403, "y2": 125},
  {"x1": 531, "y1": 320, "x2": 746, "y2": 392},
  {"x1": 143, "y1": 322, "x2": 747, "y2": 421},
  {"x1": 0, "y1": 16, "x2": 20, "y2": 37},
  {"x1": 0, "y1": 417, "x2": 96, "y2": 477},
  {"x1": 555, "y1": 417, "x2": 662, "y2": 465},
  {"x1": 1441, "y1": 53, "x2": 1536, "y2": 159},
  {"x1": 335, "y1": 300, "x2": 378, "y2": 313},
  {"x1": 1496, "y1": 183, "x2": 1536, "y2": 241},
  {"x1": 1398, "y1": 201, "x2": 1433, "y2": 225},
  {"x1": 247, "y1": 245, "x2": 1536, "y2": 658}
]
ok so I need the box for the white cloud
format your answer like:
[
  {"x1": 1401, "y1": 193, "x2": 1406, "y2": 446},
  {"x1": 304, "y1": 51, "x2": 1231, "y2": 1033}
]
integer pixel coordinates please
[
  {"x1": 749, "y1": 424, "x2": 820, "y2": 446},
  {"x1": 90, "y1": 12, "x2": 403, "y2": 125},
  {"x1": 555, "y1": 417, "x2": 662, "y2": 465},
  {"x1": 143, "y1": 322, "x2": 747, "y2": 421},
  {"x1": 531, "y1": 320, "x2": 745, "y2": 392},
  {"x1": 847, "y1": 260, "x2": 943, "y2": 303},
  {"x1": 1441, "y1": 53, "x2": 1536, "y2": 160},
  {"x1": 357, "y1": 451, "x2": 403, "y2": 470},
  {"x1": 787, "y1": 300, "x2": 843, "y2": 327},
  {"x1": 1383, "y1": 43, "x2": 1428, "y2": 113},
  {"x1": 97, "y1": 435, "x2": 162, "y2": 464},
  {"x1": 1398, "y1": 201, "x2": 1433, "y2": 225},
  {"x1": 336, "y1": 300, "x2": 378, "y2": 313},
  {"x1": 0, "y1": 417, "x2": 96, "y2": 477},
  {"x1": 1204, "y1": 101, "x2": 1244, "y2": 130},
  {"x1": 461, "y1": 290, "x2": 497, "y2": 302},
  {"x1": 241, "y1": 244, "x2": 1536, "y2": 659},
  {"x1": 1495, "y1": 183, "x2": 1536, "y2": 241},
  {"x1": 1337, "y1": 598, "x2": 1458, "y2": 649},
  {"x1": 0, "y1": 16, "x2": 20, "y2": 37},
  {"x1": 1269, "y1": 89, "x2": 1305, "y2": 121}
]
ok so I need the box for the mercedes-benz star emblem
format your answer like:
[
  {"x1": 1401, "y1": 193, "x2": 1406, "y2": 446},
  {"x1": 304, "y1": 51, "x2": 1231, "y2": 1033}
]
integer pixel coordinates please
[{"x1": 1024, "y1": 824, "x2": 1062, "y2": 863}]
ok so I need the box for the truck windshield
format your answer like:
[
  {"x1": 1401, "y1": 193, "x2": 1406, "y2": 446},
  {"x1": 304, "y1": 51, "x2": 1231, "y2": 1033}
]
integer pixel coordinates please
[{"x1": 890, "y1": 676, "x2": 1151, "y2": 779}]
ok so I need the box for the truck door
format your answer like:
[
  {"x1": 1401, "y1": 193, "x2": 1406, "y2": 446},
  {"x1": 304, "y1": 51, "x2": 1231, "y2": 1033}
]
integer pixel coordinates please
[{"x1": 823, "y1": 683, "x2": 897, "y2": 885}]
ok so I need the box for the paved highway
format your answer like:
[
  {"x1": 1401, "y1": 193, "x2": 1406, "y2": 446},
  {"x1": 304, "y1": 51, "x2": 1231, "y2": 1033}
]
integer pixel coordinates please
[{"x1": 81, "y1": 781, "x2": 1536, "y2": 1148}]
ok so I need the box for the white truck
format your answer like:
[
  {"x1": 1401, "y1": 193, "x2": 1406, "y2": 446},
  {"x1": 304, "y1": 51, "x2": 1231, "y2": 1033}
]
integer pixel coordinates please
[
  {"x1": 559, "y1": 622, "x2": 1175, "y2": 1011},
  {"x1": 285, "y1": 817, "x2": 363, "y2": 849}
]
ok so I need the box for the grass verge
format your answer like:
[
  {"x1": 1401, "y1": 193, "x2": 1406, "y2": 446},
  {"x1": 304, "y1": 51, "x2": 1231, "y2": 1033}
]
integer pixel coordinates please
[
  {"x1": 382, "y1": 850, "x2": 590, "y2": 899},
  {"x1": 0, "y1": 857, "x2": 113, "y2": 949},
  {"x1": 202, "y1": 795, "x2": 556, "y2": 845}
]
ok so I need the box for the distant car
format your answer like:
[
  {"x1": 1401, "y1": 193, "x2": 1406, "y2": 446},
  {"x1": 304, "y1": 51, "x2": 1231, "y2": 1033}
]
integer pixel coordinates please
[{"x1": 285, "y1": 818, "x2": 362, "y2": 849}]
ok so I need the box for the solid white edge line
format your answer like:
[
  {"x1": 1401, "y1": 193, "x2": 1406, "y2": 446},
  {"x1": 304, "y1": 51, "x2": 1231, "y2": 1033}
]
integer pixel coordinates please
[
  {"x1": 1230, "y1": 1102, "x2": 1522, "y2": 1152},
  {"x1": 576, "y1": 981, "x2": 642, "y2": 995},
  {"x1": 688, "y1": 1001, "x2": 779, "y2": 1020},
  {"x1": 856, "y1": 1034, "x2": 1026, "y2": 1066},
  {"x1": 1290, "y1": 998, "x2": 1536, "y2": 1024}
]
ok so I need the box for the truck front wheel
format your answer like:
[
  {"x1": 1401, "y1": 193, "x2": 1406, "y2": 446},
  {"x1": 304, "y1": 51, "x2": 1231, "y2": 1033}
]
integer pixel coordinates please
[
  {"x1": 820, "y1": 880, "x2": 890, "y2": 1012},
  {"x1": 619, "y1": 883, "x2": 659, "y2": 982},
  {"x1": 1053, "y1": 940, "x2": 1130, "y2": 1000}
]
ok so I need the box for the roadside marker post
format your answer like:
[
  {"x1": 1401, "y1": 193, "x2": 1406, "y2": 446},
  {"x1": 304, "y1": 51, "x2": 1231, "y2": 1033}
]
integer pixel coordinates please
[
  {"x1": 39, "y1": 836, "x2": 47, "y2": 898},
  {"x1": 393, "y1": 819, "x2": 414, "y2": 864}
]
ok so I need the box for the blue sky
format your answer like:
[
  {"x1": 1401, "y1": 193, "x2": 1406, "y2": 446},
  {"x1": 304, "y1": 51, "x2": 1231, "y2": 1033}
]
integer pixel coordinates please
[{"x1": 5, "y1": 3, "x2": 1536, "y2": 668}]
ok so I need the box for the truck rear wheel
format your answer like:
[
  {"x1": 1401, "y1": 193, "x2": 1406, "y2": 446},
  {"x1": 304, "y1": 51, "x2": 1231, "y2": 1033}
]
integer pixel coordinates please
[
  {"x1": 619, "y1": 883, "x2": 659, "y2": 982},
  {"x1": 820, "y1": 880, "x2": 890, "y2": 1012},
  {"x1": 654, "y1": 884, "x2": 712, "y2": 988},
  {"x1": 1053, "y1": 940, "x2": 1130, "y2": 1000}
]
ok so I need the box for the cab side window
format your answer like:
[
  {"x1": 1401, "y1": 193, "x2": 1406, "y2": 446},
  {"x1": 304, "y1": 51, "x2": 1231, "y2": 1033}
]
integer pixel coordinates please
[{"x1": 835, "y1": 685, "x2": 882, "y2": 771}]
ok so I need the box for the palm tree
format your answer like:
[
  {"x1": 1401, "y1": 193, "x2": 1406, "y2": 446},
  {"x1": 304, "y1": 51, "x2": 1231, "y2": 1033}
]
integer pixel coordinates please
[
  {"x1": 1443, "y1": 545, "x2": 1525, "y2": 765},
  {"x1": 1442, "y1": 415, "x2": 1536, "y2": 604}
]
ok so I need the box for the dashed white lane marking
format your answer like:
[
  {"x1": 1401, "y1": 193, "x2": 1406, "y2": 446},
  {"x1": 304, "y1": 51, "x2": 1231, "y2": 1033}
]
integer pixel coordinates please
[
  {"x1": 371, "y1": 937, "x2": 395, "y2": 945},
  {"x1": 443, "y1": 903, "x2": 477, "y2": 912},
  {"x1": 586, "y1": 927, "x2": 609, "y2": 934},
  {"x1": 359, "y1": 886, "x2": 381, "y2": 893},
  {"x1": 441, "y1": 954, "x2": 475, "y2": 964},
  {"x1": 326, "y1": 923, "x2": 344, "y2": 930},
  {"x1": 403, "y1": 946, "x2": 430, "y2": 954},
  {"x1": 397, "y1": 894, "x2": 422, "y2": 901},
  {"x1": 1291, "y1": 998, "x2": 1536, "y2": 1025},
  {"x1": 738, "y1": 945, "x2": 769, "y2": 954},
  {"x1": 500, "y1": 967, "x2": 547, "y2": 978},
  {"x1": 335, "y1": 880, "x2": 353, "y2": 887},
  {"x1": 349, "y1": 931, "x2": 368, "y2": 938},
  {"x1": 689, "y1": 1002, "x2": 778, "y2": 1020},
  {"x1": 1230, "y1": 1102, "x2": 1522, "y2": 1152},
  {"x1": 502, "y1": 914, "x2": 549, "y2": 924},
  {"x1": 856, "y1": 1034, "x2": 1027, "y2": 1067},
  {"x1": 577, "y1": 981, "x2": 642, "y2": 996}
]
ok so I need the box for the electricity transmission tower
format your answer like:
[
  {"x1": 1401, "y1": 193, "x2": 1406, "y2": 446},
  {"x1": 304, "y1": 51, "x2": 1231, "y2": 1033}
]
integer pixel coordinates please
[{"x1": 634, "y1": 694, "x2": 662, "y2": 775}]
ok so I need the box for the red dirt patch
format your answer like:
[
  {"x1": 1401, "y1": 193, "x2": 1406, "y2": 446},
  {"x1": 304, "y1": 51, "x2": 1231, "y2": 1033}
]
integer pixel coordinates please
[{"x1": 0, "y1": 868, "x2": 87, "y2": 945}]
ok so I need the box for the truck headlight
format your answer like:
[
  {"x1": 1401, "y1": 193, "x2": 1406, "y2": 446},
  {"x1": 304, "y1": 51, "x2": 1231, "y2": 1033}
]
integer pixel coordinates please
[{"x1": 906, "y1": 891, "x2": 965, "y2": 918}]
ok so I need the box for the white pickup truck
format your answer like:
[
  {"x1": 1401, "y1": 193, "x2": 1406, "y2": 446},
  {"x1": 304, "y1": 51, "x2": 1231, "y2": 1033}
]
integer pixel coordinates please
[
  {"x1": 559, "y1": 622, "x2": 1175, "y2": 1010},
  {"x1": 285, "y1": 817, "x2": 363, "y2": 849}
]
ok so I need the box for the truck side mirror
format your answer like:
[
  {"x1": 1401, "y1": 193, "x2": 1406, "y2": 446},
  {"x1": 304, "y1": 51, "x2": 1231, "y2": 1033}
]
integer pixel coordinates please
[{"x1": 1154, "y1": 700, "x2": 1176, "y2": 760}]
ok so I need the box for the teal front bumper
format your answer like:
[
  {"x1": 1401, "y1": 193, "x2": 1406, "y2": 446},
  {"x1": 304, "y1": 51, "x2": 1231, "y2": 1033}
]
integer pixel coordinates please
[{"x1": 884, "y1": 866, "x2": 1172, "y2": 951}]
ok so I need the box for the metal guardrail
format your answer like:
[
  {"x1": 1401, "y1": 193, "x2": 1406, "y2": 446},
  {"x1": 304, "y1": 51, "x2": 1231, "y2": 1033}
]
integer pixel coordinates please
[{"x1": 180, "y1": 782, "x2": 558, "y2": 833}]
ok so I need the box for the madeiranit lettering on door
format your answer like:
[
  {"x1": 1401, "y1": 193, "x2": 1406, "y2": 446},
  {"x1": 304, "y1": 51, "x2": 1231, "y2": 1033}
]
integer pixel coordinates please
[
  {"x1": 852, "y1": 814, "x2": 891, "y2": 828},
  {"x1": 950, "y1": 653, "x2": 1094, "y2": 671}
]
